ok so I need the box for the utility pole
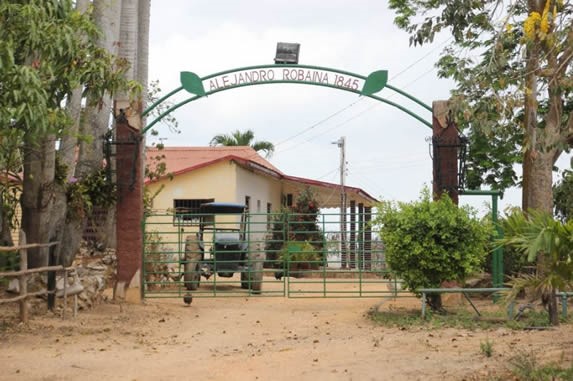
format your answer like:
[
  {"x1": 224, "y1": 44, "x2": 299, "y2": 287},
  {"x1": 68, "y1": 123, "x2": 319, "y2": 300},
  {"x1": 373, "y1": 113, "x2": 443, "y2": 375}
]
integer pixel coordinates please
[{"x1": 333, "y1": 137, "x2": 347, "y2": 268}]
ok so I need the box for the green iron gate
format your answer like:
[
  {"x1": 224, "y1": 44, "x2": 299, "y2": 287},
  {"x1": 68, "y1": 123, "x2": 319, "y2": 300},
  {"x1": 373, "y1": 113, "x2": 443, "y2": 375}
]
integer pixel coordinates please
[{"x1": 142, "y1": 211, "x2": 412, "y2": 301}]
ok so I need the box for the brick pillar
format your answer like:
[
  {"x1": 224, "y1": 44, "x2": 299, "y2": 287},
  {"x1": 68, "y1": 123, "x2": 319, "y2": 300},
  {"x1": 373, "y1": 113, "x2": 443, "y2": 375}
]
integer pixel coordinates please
[
  {"x1": 114, "y1": 104, "x2": 143, "y2": 300},
  {"x1": 349, "y1": 200, "x2": 356, "y2": 269},
  {"x1": 432, "y1": 101, "x2": 460, "y2": 204}
]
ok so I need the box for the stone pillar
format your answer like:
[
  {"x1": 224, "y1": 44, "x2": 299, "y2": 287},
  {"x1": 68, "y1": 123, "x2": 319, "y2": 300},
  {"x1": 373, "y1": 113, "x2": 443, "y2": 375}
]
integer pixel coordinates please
[
  {"x1": 432, "y1": 101, "x2": 460, "y2": 204},
  {"x1": 349, "y1": 200, "x2": 356, "y2": 269},
  {"x1": 114, "y1": 101, "x2": 143, "y2": 300}
]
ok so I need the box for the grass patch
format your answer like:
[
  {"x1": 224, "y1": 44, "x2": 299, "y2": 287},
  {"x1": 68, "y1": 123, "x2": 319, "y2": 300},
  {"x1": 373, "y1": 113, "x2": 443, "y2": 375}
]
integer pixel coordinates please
[
  {"x1": 368, "y1": 305, "x2": 571, "y2": 330},
  {"x1": 509, "y1": 351, "x2": 573, "y2": 381},
  {"x1": 368, "y1": 308, "x2": 422, "y2": 328},
  {"x1": 480, "y1": 338, "x2": 494, "y2": 357}
]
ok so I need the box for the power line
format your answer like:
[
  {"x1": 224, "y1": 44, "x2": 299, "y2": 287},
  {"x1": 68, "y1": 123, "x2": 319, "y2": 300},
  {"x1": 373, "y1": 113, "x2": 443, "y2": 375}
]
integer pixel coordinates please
[
  {"x1": 272, "y1": 36, "x2": 453, "y2": 154},
  {"x1": 274, "y1": 97, "x2": 364, "y2": 148}
]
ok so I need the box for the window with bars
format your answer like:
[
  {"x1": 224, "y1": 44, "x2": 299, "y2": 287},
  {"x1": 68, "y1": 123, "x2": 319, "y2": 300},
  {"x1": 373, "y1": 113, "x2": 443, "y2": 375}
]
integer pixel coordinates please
[
  {"x1": 282, "y1": 193, "x2": 293, "y2": 207},
  {"x1": 173, "y1": 198, "x2": 214, "y2": 225},
  {"x1": 245, "y1": 196, "x2": 251, "y2": 212}
]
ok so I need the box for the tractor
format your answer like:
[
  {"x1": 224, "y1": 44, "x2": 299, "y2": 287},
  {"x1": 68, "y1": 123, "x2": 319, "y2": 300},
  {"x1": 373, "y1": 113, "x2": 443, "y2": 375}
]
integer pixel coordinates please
[{"x1": 182, "y1": 202, "x2": 263, "y2": 303}]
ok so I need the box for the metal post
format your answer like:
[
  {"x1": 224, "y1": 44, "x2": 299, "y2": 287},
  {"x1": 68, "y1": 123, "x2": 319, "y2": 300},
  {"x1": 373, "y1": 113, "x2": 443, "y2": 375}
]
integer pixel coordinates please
[
  {"x1": 358, "y1": 203, "x2": 364, "y2": 270},
  {"x1": 364, "y1": 207, "x2": 372, "y2": 270},
  {"x1": 349, "y1": 200, "x2": 356, "y2": 269},
  {"x1": 333, "y1": 137, "x2": 347, "y2": 268},
  {"x1": 460, "y1": 190, "x2": 504, "y2": 288},
  {"x1": 491, "y1": 194, "x2": 504, "y2": 288}
]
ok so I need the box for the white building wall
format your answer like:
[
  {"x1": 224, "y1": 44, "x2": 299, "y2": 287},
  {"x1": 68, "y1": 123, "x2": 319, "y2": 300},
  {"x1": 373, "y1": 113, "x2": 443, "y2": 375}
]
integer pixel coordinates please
[{"x1": 234, "y1": 164, "x2": 282, "y2": 251}]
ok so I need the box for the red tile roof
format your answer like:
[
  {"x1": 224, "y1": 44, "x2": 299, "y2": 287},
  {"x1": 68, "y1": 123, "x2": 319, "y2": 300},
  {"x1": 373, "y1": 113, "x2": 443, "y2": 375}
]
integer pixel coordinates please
[
  {"x1": 145, "y1": 146, "x2": 377, "y2": 205},
  {"x1": 145, "y1": 146, "x2": 283, "y2": 181}
]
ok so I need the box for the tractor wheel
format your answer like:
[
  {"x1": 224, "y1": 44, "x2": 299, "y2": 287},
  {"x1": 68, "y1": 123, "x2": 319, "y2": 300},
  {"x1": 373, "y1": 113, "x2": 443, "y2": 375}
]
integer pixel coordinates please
[
  {"x1": 184, "y1": 262, "x2": 200, "y2": 291},
  {"x1": 240, "y1": 271, "x2": 249, "y2": 289},
  {"x1": 249, "y1": 268, "x2": 263, "y2": 294},
  {"x1": 183, "y1": 235, "x2": 202, "y2": 291},
  {"x1": 248, "y1": 252, "x2": 264, "y2": 294}
]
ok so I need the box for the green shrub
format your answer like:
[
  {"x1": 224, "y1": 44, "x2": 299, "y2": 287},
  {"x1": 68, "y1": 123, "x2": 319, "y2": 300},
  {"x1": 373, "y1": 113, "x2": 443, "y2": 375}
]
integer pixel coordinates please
[
  {"x1": 278, "y1": 241, "x2": 321, "y2": 263},
  {"x1": 373, "y1": 188, "x2": 492, "y2": 310}
]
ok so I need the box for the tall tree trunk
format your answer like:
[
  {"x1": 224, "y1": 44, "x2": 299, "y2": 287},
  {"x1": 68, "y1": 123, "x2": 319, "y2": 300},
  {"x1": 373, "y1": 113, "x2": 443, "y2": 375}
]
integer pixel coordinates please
[
  {"x1": 525, "y1": 1, "x2": 565, "y2": 325},
  {"x1": 120, "y1": 0, "x2": 139, "y2": 83},
  {"x1": 52, "y1": 0, "x2": 91, "y2": 267},
  {"x1": 55, "y1": 0, "x2": 122, "y2": 266},
  {"x1": 60, "y1": 88, "x2": 83, "y2": 177},
  {"x1": 22, "y1": 136, "x2": 58, "y2": 268},
  {"x1": 114, "y1": 0, "x2": 144, "y2": 299},
  {"x1": 528, "y1": 150, "x2": 556, "y2": 211},
  {"x1": 76, "y1": 0, "x2": 121, "y2": 178},
  {"x1": 137, "y1": 0, "x2": 150, "y2": 98},
  {"x1": 59, "y1": 0, "x2": 90, "y2": 177},
  {"x1": 0, "y1": 203, "x2": 14, "y2": 246},
  {"x1": 521, "y1": 47, "x2": 539, "y2": 212}
]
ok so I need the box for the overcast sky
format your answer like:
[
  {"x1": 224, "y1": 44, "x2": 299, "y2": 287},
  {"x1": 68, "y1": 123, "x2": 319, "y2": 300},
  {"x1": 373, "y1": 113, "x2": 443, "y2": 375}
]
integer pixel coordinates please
[{"x1": 146, "y1": 1, "x2": 570, "y2": 215}]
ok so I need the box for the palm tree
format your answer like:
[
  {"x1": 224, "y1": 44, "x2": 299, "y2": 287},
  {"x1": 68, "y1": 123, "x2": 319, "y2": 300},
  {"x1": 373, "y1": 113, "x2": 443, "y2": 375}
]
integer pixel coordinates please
[
  {"x1": 209, "y1": 129, "x2": 275, "y2": 158},
  {"x1": 500, "y1": 209, "x2": 573, "y2": 326}
]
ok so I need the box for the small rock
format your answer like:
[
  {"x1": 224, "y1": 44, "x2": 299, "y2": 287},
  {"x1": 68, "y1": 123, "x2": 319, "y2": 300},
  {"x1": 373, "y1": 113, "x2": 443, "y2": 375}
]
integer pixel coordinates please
[
  {"x1": 7, "y1": 279, "x2": 19, "y2": 294},
  {"x1": 87, "y1": 264, "x2": 106, "y2": 272},
  {"x1": 102, "y1": 255, "x2": 115, "y2": 265}
]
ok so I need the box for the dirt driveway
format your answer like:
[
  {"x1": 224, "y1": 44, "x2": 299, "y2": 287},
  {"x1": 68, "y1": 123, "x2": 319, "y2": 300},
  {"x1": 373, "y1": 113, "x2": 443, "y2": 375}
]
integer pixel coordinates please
[{"x1": 1, "y1": 283, "x2": 572, "y2": 381}]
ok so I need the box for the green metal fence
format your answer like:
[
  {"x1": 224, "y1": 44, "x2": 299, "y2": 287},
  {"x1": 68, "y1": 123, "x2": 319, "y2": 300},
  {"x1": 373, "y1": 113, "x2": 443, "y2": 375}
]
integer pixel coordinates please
[{"x1": 142, "y1": 211, "x2": 413, "y2": 300}]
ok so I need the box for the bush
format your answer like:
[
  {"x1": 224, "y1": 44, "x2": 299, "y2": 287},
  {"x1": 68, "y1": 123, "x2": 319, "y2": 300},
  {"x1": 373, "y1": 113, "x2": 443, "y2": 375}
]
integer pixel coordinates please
[
  {"x1": 278, "y1": 241, "x2": 321, "y2": 263},
  {"x1": 265, "y1": 188, "x2": 325, "y2": 266},
  {"x1": 373, "y1": 188, "x2": 492, "y2": 310}
]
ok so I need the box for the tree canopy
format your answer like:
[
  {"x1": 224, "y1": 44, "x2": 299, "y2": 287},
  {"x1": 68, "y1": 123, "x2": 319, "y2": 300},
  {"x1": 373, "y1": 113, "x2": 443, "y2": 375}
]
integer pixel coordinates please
[
  {"x1": 0, "y1": 0, "x2": 132, "y2": 266},
  {"x1": 0, "y1": 0, "x2": 129, "y2": 138},
  {"x1": 389, "y1": 0, "x2": 573, "y2": 213},
  {"x1": 553, "y1": 169, "x2": 573, "y2": 221},
  {"x1": 209, "y1": 129, "x2": 275, "y2": 158}
]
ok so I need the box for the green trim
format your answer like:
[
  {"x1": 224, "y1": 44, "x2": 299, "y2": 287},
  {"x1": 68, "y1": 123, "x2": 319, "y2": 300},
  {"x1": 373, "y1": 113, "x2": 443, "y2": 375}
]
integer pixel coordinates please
[
  {"x1": 142, "y1": 64, "x2": 433, "y2": 134},
  {"x1": 460, "y1": 189, "x2": 502, "y2": 196},
  {"x1": 143, "y1": 86, "x2": 183, "y2": 117},
  {"x1": 143, "y1": 86, "x2": 431, "y2": 134},
  {"x1": 460, "y1": 189, "x2": 504, "y2": 288},
  {"x1": 386, "y1": 84, "x2": 432, "y2": 112}
]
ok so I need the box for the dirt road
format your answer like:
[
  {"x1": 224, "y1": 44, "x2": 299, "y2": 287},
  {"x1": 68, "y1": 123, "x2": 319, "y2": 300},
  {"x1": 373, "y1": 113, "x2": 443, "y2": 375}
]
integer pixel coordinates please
[{"x1": 1, "y1": 285, "x2": 572, "y2": 381}]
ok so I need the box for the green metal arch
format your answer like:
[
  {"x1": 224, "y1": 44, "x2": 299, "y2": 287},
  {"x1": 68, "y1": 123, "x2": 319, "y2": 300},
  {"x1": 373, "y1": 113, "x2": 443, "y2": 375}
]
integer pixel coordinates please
[{"x1": 142, "y1": 64, "x2": 432, "y2": 134}]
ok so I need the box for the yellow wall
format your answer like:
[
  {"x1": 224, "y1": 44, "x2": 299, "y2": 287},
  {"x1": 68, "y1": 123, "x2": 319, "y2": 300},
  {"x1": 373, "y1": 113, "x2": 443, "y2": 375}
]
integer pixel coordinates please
[
  {"x1": 148, "y1": 160, "x2": 237, "y2": 211},
  {"x1": 145, "y1": 161, "x2": 237, "y2": 255},
  {"x1": 145, "y1": 160, "x2": 283, "y2": 255},
  {"x1": 234, "y1": 165, "x2": 282, "y2": 250}
]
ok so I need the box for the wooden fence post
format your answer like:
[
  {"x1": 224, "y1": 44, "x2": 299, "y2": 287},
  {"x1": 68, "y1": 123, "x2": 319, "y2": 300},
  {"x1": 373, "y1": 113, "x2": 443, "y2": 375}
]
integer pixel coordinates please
[{"x1": 18, "y1": 230, "x2": 28, "y2": 323}]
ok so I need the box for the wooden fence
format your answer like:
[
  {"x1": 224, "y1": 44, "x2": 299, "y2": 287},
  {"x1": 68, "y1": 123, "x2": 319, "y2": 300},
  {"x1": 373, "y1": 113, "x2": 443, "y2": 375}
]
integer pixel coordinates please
[{"x1": 0, "y1": 230, "x2": 75, "y2": 323}]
